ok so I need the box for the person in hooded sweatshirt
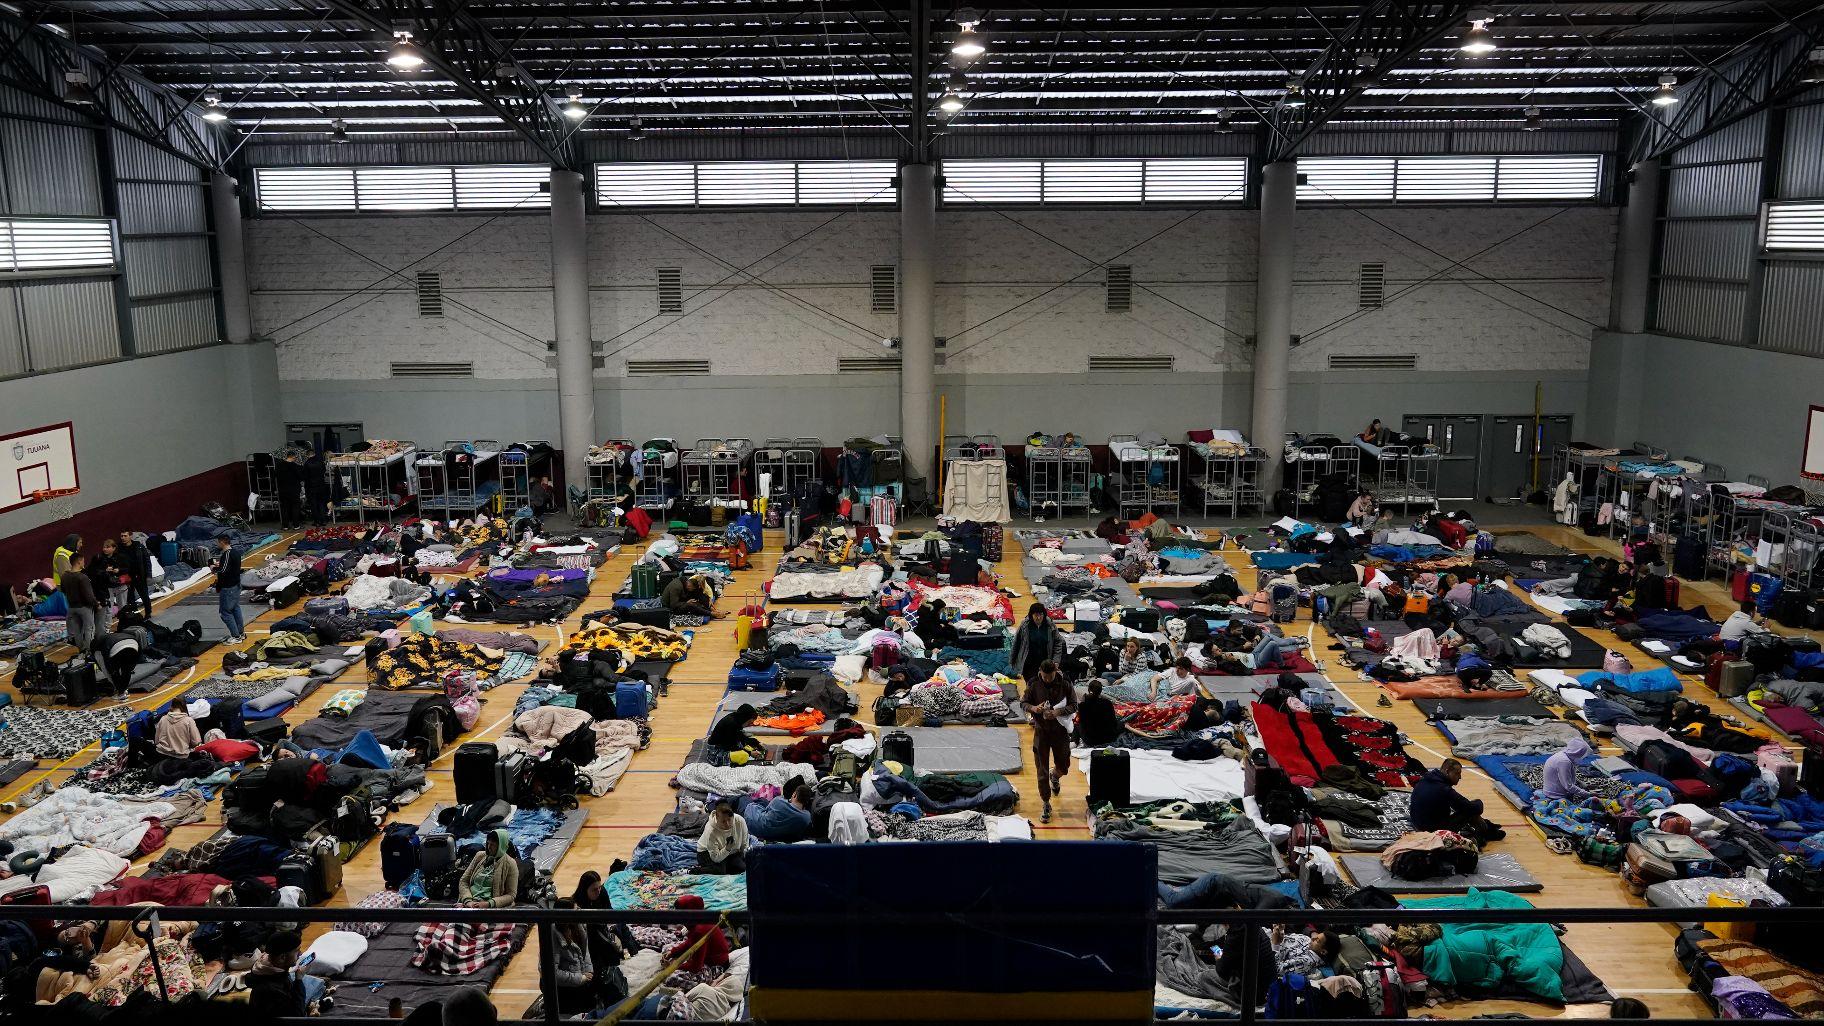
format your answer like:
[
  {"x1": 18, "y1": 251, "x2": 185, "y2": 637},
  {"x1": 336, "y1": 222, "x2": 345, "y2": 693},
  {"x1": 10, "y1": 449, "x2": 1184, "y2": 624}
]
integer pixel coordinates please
[{"x1": 1539, "y1": 736, "x2": 1593, "y2": 801}]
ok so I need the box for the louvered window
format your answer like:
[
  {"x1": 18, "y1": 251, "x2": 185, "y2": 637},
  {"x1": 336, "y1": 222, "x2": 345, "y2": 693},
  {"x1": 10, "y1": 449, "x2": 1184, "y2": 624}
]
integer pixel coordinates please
[
  {"x1": 1765, "y1": 202, "x2": 1824, "y2": 251},
  {"x1": 1298, "y1": 154, "x2": 1601, "y2": 204},
  {"x1": 1358, "y1": 263, "x2": 1385, "y2": 308},
  {"x1": 2, "y1": 219, "x2": 116, "y2": 272},
  {"x1": 839, "y1": 357, "x2": 901, "y2": 372},
  {"x1": 390, "y1": 361, "x2": 471, "y2": 377},
  {"x1": 628, "y1": 359, "x2": 710, "y2": 375},
  {"x1": 417, "y1": 271, "x2": 443, "y2": 317},
  {"x1": 1089, "y1": 355, "x2": 1173, "y2": 371},
  {"x1": 594, "y1": 160, "x2": 894, "y2": 208},
  {"x1": 942, "y1": 158, "x2": 1248, "y2": 206},
  {"x1": 254, "y1": 164, "x2": 549, "y2": 213},
  {"x1": 1329, "y1": 353, "x2": 1417, "y2": 370}
]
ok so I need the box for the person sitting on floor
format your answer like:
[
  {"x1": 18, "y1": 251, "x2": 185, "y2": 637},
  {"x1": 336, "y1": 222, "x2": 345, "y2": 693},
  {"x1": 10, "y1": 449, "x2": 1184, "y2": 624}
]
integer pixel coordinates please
[
  {"x1": 1719, "y1": 599, "x2": 1770, "y2": 643},
  {"x1": 1152, "y1": 657, "x2": 1201, "y2": 702},
  {"x1": 743, "y1": 783, "x2": 814, "y2": 842},
  {"x1": 1455, "y1": 644, "x2": 1494, "y2": 691},
  {"x1": 457, "y1": 829, "x2": 520, "y2": 908},
  {"x1": 1409, "y1": 758, "x2": 1504, "y2": 843},
  {"x1": 667, "y1": 894, "x2": 730, "y2": 975},
  {"x1": 1073, "y1": 679, "x2": 1122, "y2": 748},
  {"x1": 662, "y1": 573, "x2": 719, "y2": 619},
  {"x1": 706, "y1": 705, "x2": 763, "y2": 762},
  {"x1": 697, "y1": 799, "x2": 749, "y2": 874},
  {"x1": 1539, "y1": 736, "x2": 1593, "y2": 801},
  {"x1": 1118, "y1": 637, "x2": 1161, "y2": 675},
  {"x1": 915, "y1": 598, "x2": 956, "y2": 651},
  {"x1": 549, "y1": 900, "x2": 599, "y2": 1015}
]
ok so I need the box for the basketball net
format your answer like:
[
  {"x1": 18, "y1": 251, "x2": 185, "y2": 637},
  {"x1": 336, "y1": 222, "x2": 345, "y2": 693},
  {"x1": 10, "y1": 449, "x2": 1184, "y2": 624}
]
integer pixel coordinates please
[{"x1": 29, "y1": 487, "x2": 78, "y2": 520}]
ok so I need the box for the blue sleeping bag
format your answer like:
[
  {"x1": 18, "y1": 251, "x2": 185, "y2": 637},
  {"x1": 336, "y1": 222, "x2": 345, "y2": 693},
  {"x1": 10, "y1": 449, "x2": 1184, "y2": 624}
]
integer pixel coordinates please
[
  {"x1": 870, "y1": 767, "x2": 1015, "y2": 814},
  {"x1": 1576, "y1": 665, "x2": 1682, "y2": 696},
  {"x1": 1251, "y1": 551, "x2": 1319, "y2": 571},
  {"x1": 1635, "y1": 610, "x2": 1719, "y2": 645}
]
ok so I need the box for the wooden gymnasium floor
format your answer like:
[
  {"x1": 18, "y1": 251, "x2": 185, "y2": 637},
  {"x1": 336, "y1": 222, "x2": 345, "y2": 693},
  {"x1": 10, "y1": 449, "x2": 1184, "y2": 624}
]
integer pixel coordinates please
[{"x1": 0, "y1": 513, "x2": 1789, "y2": 1019}]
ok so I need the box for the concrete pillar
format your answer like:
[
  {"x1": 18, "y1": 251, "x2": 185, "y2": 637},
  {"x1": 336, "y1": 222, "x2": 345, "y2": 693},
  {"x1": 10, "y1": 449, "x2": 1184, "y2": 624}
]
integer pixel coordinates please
[
  {"x1": 550, "y1": 168, "x2": 596, "y2": 504},
  {"x1": 1612, "y1": 158, "x2": 1660, "y2": 335},
  {"x1": 898, "y1": 162, "x2": 938, "y2": 487},
  {"x1": 1253, "y1": 160, "x2": 1296, "y2": 493},
  {"x1": 210, "y1": 173, "x2": 254, "y2": 345}
]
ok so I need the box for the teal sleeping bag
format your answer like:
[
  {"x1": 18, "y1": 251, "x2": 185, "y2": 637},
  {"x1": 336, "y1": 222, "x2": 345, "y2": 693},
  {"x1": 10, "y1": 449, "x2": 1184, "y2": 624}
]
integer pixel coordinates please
[{"x1": 1402, "y1": 889, "x2": 1564, "y2": 1002}]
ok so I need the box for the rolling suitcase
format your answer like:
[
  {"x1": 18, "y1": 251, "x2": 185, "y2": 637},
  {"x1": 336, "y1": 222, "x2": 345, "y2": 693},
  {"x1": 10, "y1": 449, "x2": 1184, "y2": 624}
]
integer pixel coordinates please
[
  {"x1": 59, "y1": 659, "x2": 97, "y2": 706},
  {"x1": 420, "y1": 832, "x2": 457, "y2": 878},
  {"x1": 784, "y1": 509, "x2": 803, "y2": 550},
  {"x1": 1621, "y1": 831, "x2": 1718, "y2": 895},
  {"x1": 1717, "y1": 660, "x2": 1756, "y2": 698},
  {"x1": 614, "y1": 680, "x2": 648, "y2": 718},
  {"x1": 881, "y1": 730, "x2": 914, "y2": 768},
  {"x1": 869, "y1": 493, "x2": 898, "y2": 527},
  {"x1": 630, "y1": 564, "x2": 659, "y2": 600},
  {"x1": 495, "y1": 751, "x2": 527, "y2": 805},
  {"x1": 1088, "y1": 748, "x2": 1130, "y2": 806},
  {"x1": 454, "y1": 742, "x2": 499, "y2": 805}
]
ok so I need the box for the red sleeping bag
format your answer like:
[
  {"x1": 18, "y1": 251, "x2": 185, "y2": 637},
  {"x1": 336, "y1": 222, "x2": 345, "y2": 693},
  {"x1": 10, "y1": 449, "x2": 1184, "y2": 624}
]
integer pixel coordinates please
[{"x1": 1250, "y1": 701, "x2": 1342, "y2": 786}]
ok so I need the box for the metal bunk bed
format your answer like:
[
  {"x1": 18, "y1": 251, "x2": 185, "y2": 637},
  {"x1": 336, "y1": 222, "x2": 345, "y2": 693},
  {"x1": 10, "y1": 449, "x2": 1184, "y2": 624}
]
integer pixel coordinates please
[
  {"x1": 1283, "y1": 441, "x2": 1333, "y2": 519},
  {"x1": 498, "y1": 441, "x2": 553, "y2": 512},
  {"x1": 1107, "y1": 434, "x2": 1179, "y2": 516},
  {"x1": 633, "y1": 438, "x2": 680, "y2": 512},
  {"x1": 1362, "y1": 444, "x2": 1438, "y2": 511},
  {"x1": 682, "y1": 439, "x2": 725, "y2": 501},
  {"x1": 586, "y1": 439, "x2": 634, "y2": 501},
  {"x1": 246, "y1": 453, "x2": 279, "y2": 521},
  {"x1": 757, "y1": 437, "x2": 821, "y2": 501},
  {"x1": 1190, "y1": 445, "x2": 1266, "y2": 518},
  {"x1": 417, "y1": 440, "x2": 502, "y2": 516},
  {"x1": 330, "y1": 441, "x2": 417, "y2": 523},
  {"x1": 1596, "y1": 442, "x2": 1678, "y2": 540},
  {"x1": 1026, "y1": 437, "x2": 1093, "y2": 520}
]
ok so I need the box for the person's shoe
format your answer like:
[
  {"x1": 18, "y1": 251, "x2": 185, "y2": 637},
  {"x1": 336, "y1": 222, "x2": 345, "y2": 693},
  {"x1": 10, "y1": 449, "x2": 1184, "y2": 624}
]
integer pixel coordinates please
[
  {"x1": 1051, "y1": 773, "x2": 1064, "y2": 797},
  {"x1": 1041, "y1": 802, "x2": 1053, "y2": 824}
]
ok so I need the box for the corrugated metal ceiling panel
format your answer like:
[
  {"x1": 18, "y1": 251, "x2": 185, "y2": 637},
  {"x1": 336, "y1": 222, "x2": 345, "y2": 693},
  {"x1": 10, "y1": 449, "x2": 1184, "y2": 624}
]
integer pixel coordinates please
[
  {"x1": 19, "y1": 279, "x2": 121, "y2": 371},
  {"x1": 0, "y1": 120, "x2": 100, "y2": 216}
]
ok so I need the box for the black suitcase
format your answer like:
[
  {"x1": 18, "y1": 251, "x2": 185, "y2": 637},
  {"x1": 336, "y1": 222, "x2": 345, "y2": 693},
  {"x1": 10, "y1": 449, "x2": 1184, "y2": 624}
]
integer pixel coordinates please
[
  {"x1": 245, "y1": 717, "x2": 289, "y2": 746},
  {"x1": 59, "y1": 659, "x2": 97, "y2": 706},
  {"x1": 420, "y1": 831, "x2": 457, "y2": 878},
  {"x1": 1673, "y1": 535, "x2": 1706, "y2": 579},
  {"x1": 881, "y1": 730, "x2": 914, "y2": 768},
  {"x1": 1088, "y1": 747, "x2": 1131, "y2": 806},
  {"x1": 454, "y1": 742, "x2": 499, "y2": 805},
  {"x1": 873, "y1": 695, "x2": 900, "y2": 726},
  {"x1": 621, "y1": 606, "x2": 671, "y2": 628},
  {"x1": 496, "y1": 751, "x2": 527, "y2": 805}
]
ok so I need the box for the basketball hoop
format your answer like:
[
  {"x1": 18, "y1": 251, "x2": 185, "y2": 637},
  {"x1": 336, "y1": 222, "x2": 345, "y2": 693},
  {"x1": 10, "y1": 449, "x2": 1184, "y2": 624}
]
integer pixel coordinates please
[{"x1": 28, "y1": 487, "x2": 78, "y2": 520}]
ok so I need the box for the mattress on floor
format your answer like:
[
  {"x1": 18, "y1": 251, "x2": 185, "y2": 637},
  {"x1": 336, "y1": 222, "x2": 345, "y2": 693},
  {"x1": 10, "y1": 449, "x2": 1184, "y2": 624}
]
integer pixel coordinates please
[
  {"x1": 1425, "y1": 696, "x2": 1556, "y2": 720},
  {"x1": 1197, "y1": 672, "x2": 1336, "y2": 704},
  {"x1": 889, "y1": 726, "x2": 1023, "y2": 774},
  {"x1": 153, "y1": 591, "x2": 268, "y2": 646},
  {"x1": 415, "y1": 804, "x2": 588, "y2": 873},
  {"x1": 1340, "y1": 852, "x2": 1542, "y2": 893},
  {"x1": 716, "y1": 689, "x2": 858, "y2": 735},
  {"x1": 327, "y1": 920, "x2": 528, "y2": 1018}
]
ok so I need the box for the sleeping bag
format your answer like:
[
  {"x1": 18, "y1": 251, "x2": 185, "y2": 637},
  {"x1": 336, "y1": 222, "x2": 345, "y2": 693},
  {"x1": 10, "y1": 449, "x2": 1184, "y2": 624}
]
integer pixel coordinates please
[{"x1": 1403, "y1": 889, "x2": 1565, "y2": 1002}]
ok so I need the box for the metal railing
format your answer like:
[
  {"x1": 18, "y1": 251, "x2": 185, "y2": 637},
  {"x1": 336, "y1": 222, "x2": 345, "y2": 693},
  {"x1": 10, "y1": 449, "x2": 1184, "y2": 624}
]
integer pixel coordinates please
[{"x1": 0, "y1": 900, "x2": 1814, "y2": 1024}]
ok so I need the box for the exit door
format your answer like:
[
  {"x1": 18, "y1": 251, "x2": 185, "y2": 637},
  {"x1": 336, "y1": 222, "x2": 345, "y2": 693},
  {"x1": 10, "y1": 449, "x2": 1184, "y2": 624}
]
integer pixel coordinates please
[
  {"x1": 1402, "y1": 414, "x2": 1483, "y2": 501},
  {"x1": 286, "y1": 422, "x2": 365, "y2": 455},
  {"x1": 1486, "y1": 415, "x2": 1572, "y2": 500}
]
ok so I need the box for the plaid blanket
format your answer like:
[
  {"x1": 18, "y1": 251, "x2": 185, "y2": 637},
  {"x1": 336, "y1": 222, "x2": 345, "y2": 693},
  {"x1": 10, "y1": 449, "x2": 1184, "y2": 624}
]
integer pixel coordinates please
[{"x1": 410, "y1": 921, "x2": 517, "y2": 975}]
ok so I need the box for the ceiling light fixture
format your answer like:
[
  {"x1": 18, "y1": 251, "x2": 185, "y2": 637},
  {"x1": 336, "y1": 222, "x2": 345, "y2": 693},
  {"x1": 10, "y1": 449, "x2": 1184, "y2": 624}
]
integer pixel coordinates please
[
  {"x1": 1459, "y1": 9, "x2": 1496, "y2": 54},
  {"x1": 562, "y1": 92, "x2": 588, "y2": 120},
  {"x1": 61, "y1": 69, "x2": 96, "y2": 106},
  {"x1": 938, "y1": 89, "x2": 966, "y2": 113},
  {"x1": 386, "y1": 30, "x2": 425, "y2": 71},
  {"x1": 1523, "y1": 105, "x2": 1542, "y2": 132},
  {"x1": 1352, "y1": 54, "x2": 1381, "y2": 88},
  {"x1": 1803, "y1": 47, "x2": 1824, "y2": 85},
  {"x1": 1652, "y1": 72, "x2": 1679, "y2": 106},
  {"x1": 329, "y1": 118, "x2": 349, "y2": 143},
  {"x1": 951, "y1": 7, "x2": 985, "y2": 60},
  {"x1": 200, "y1": 88, "x2": 228, "y2": 122},
  {"x1": 627, "y1": 116, "x2": 645, "y2": 141}
]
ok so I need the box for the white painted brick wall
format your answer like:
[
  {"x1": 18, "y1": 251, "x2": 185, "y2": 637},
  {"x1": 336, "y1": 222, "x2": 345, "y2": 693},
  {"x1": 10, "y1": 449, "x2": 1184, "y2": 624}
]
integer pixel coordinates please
[{"x1": 251, "y1": 202, "x2": 1613, "y2": 380}]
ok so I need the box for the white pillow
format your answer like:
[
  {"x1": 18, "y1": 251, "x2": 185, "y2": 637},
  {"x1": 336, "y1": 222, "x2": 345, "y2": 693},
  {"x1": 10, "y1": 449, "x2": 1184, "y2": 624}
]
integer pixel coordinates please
[{"x1": 303, "y1": 930, "x2": 369, "y2": 975}]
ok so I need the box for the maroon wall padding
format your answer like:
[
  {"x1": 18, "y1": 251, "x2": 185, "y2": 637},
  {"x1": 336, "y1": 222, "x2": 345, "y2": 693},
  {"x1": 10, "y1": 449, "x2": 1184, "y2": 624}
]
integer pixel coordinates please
[{"x1": 0, "y1": 462, "x2": 247, "y2": 586}]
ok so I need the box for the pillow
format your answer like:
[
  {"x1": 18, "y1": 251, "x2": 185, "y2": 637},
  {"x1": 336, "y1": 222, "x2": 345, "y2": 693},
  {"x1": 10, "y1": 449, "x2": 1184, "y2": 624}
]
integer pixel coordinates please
[
  {"x1": 196, "y1": 738, "x2": 259, "y2": 763},
  {"x1": 310, "y1": 658, "x2": 351, "y2": 676},
  {"x1": 1186, "y1": 429, "x2": 1215, "y2": 444},
  {"x1": 302, "y1": 930, "x2": 369, "y2": 975},
  {"x1": 247, "y1": 687, "x2": 295, "y2": 713},
  {"x1": 322, "y1": 689, "x2": 365, "y2": 717}
]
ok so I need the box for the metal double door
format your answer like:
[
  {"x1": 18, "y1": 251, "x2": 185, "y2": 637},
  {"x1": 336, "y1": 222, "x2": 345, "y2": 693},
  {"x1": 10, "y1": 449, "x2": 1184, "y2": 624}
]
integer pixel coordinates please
[
  {"x1": 1485, "y1": 414, "x2": 1572, "y2": 500},
  {"x1": 1401, "y1": 414, "x2": 1482, "y2": 501}
]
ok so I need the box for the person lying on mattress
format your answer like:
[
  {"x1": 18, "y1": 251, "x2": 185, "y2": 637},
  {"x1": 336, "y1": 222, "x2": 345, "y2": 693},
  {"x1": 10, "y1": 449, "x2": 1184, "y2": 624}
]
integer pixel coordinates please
[
  {"x1": 743, "y1": 783, "x2": 813, "y2": 843},
  {"x1": 1151, "y1": 658, "x2": 1201, "y2": 702}
]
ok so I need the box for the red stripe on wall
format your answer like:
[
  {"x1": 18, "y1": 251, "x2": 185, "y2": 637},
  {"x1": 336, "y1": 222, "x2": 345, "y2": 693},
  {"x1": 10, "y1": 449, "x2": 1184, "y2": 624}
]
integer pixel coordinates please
[{"x1": 0, "y1": 462, "x2": 248, "y2": 586}]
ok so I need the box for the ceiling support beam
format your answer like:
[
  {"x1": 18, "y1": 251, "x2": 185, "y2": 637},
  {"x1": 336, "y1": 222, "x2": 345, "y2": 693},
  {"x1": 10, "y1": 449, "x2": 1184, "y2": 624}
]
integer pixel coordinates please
[{"x1": 1627, "y1": 16, "x2": 1824, "y2": 165}]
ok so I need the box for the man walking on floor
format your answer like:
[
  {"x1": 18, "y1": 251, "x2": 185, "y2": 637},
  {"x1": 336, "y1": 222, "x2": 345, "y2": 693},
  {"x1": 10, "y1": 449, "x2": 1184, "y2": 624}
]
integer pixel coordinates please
[
  {"x1": 1022, "y1": 659, "x2": 1077, "y2": 824},
  {"x1": 212, "y1": 534, "x2": 246, "y2": 644}
]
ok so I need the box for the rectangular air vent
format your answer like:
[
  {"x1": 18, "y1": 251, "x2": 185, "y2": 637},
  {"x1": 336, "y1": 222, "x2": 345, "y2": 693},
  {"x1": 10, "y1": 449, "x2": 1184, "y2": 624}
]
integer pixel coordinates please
[
  {"x1": 839, "y1": 357, "x2": 901, "y2": 373},
  {"x1": 1105, "y1": 265, "x2": 1133, "y2": 312},
  {"x1": 1089, "y1": 355, "x2": 1173, "y2": 371},
  {"x1": 657, "y1": 267, "x2": 683, "y2": 314},
  {"x1": 416, "y1": 270, "x2": 442, "y2": 316},
  {"x1": 390, "y1": 361, "x2": 472, "y2": 378},
  {"x1": 627, "y1": 359, "x2": 709, "y2": 376},
  {"x1": 1358, "y1": 262, "x2": 1385, "y2": 309},
  {"x1": 1328, "y1": 353, "x2": 1417, "y2": 370},
  {"x1": 870, "y1": 265, "x2": 896, "y2": 313}
]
